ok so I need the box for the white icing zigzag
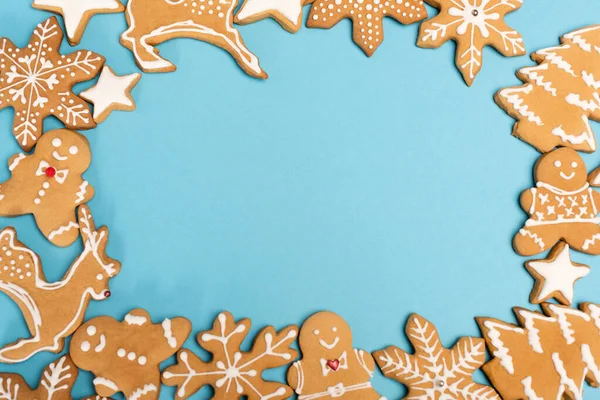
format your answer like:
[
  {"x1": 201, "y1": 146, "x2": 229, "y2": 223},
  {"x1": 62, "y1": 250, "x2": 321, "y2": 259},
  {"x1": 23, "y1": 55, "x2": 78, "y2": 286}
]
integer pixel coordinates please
[
  {"x1": 129, "y1": 384, "x2": 157, "y2": 400},
  {"x1": 75, "y1": 181, "x2": 89, "y2": 204},
  {"x1": 499, "y1": 85, "x2": 543, "y2": 125},
  {"x1": 48, "y1": 221, "x2": 79, "y2": 240}
]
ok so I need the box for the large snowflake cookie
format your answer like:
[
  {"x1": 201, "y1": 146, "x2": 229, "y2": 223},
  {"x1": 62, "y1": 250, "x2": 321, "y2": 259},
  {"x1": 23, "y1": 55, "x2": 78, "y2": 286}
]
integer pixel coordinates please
[
  {"x1": 162, "y1": 311, "x2": 298, "y2": 400},
  {"x1": 307, "y1": 0, "x2": 427, "y2": 56},
  {"x1": 0, "y1": 129, "x2": 94, "y2": 247},
  {"x1": 0, "y1": 206, "x2": 120, "y2": 363},
  {"x1": 373, "y1": 313, "x2": 499, "y2": 399},
  {"x1": 235, "y1": 0, "x2": 313, "y2": 33},
  {"x1": 70, "y1": 309, "x2": 192, "y2": 400},
  {"x1": 32, "y1": 0, "x2": 125, "y2": 46},
  {"x1": 287, "y1": 311, "x2": 385, "y2": 400},
  {"x1": 513, "y1": 147, "x2": 600, "y2": 256},
  {"x1": 417, "y1": 0, "x2": 525, "y2": 86},
  {"x1": 0, "y1": 17, "x2": 104, "y2": 151},
  {"x1": 496, "y1": 26, "x2": 600, "y2": 153},
  {"x1": 478, "y1": 302, "x2": 600, "y2": 399},
  {"x1": 120, "y1": 0, "x2": 266, "y2": 78}
]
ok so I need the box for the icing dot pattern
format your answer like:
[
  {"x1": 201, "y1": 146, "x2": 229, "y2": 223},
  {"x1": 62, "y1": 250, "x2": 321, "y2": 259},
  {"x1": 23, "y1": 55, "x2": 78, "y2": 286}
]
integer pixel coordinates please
[
  {"x1": 0, "y1": 232, "x2": 36, "y2": 281},
  {"x1": 307, "y1": 0, "x2": 426, "y2": 56},
  {"x1": 182, "y1": 0, "x2": 227, "y2": 19}
]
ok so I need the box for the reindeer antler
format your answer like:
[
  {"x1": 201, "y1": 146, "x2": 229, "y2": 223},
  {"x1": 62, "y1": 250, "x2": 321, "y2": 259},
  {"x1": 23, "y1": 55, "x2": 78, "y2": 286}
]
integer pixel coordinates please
[{"x1": 77, "y1": 205, "x2": 121, "y2": 277}]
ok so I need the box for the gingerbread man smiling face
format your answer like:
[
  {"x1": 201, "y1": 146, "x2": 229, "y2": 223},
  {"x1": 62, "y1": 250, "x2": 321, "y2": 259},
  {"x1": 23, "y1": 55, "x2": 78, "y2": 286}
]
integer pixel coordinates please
[
  {"x1": 287, "y1": 311, "x2": 386, "y2": 400},
  {"x1": 0, "y1": 129, "x2": 94, "y2": 247},
  {"x1": 534, "y1": 148, "x2": 587, "y2": 192}
]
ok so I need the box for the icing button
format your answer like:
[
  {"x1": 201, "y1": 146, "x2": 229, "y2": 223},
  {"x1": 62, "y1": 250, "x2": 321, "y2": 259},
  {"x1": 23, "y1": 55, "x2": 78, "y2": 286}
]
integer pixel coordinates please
[{"x1": 45, "y1": 167, "x2": 56, "y2": 177}]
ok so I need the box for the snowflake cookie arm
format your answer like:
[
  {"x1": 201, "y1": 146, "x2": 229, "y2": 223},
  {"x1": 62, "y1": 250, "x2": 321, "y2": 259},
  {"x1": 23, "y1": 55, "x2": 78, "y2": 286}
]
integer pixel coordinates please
[{"x1": 485, "y1": 19, "x2": 525, "y2": 58}]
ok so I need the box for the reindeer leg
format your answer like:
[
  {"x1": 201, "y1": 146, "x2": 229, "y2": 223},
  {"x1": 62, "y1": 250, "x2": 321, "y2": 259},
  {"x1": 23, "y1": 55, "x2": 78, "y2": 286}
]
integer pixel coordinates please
[
  {"x1": 0, "y1": 334, "x2": 63, "y2": 363},
  {"x1": 35, "y1": 209, "x2": 80, "y2": 247}
]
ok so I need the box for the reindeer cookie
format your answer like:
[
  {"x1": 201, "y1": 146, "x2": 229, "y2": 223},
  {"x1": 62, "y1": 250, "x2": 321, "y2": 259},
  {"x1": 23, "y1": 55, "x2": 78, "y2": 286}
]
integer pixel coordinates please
[
  {"x1": 70, "y1": 309, "x2": 192, "y2": 400},
  {"x1": 0, "y1": 129, "x2": 94, "y2": 247},
  {"x1": 0, "y1": 206, "x2": 120, "y2": 363},
  {"x1": 514, "y1": 148, "x2": 600, "y2": 256},
  {"x1": 120, "y1": 0, "x2": 266, "y2": 78},
  {"x1": 287, "y1": 311, "x2": 386, "y2": 400}
]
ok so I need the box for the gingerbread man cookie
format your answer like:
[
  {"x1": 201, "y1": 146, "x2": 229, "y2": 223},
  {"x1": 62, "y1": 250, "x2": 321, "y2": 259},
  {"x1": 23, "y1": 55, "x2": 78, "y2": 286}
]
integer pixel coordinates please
[
  {"x1": 70, "y1": 309, "x2": 192, "y2": 400},
  {"x1": 287, "y1": 311, "x2": 385, "y2": 400},
  {"x1": 514, "y1": 147, "x2": 600, "y2": 256},
  {"x1": 120, "y1": 0, "x2": 266, "y2": 78},
  {"x1": 0, "y1": 129, "x2": 93, "y2": 247},
  {"x1": 0, "y1": 206, "x2": 120, "y2": 363}
]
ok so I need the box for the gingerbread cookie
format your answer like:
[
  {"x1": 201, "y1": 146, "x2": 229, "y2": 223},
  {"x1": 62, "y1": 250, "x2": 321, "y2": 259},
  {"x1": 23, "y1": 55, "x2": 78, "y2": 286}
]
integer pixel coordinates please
[
  {"x1": 307, "y1": 0, "x2": 426, "y2": 56},
  {"x1": 32, "y1": 0, "x2": 125, "y2": 46},
  {"x1": 0, "y1": 129, "x2": 94, "y2": 247},
  {"x1": 0, "y1": 17, "x2": 104, "y2": 151},
  {"x1": 235, "y1": 0, "x2": 312, "y2": 33},
  {"x1": 417, "y1": 0, "x2": 525, "y2": 86},
  {"x1": 162, "y1": 311, "x2": 297, "y2": 400},
  {"x1": 478, "y1": 302, "x2": 600, "y2": 399},
  {"x1": 286, "y1": 311, "x2": 385, "y2": 400},
  {"x1": 525, "y1": 241, "x2": 589, "y2": 306},
  {"x1": 514, "y1": 147, "x2": 600, "y2": 256},
  {"x1": 79, "y1": 66, "x2": 141, "y2": 123},
  {"x1": 497, "y1": 26, "x2": 600, "y2": 153},
  {"x1": 120, "y1": 0, "x2": 266, "y2": 78},
  {"x1": 70, "y1": 309, "x2": 192, "y2": 400},
  {"x1": 0, "y1": 206, "x2": 120, "y2": 363}
]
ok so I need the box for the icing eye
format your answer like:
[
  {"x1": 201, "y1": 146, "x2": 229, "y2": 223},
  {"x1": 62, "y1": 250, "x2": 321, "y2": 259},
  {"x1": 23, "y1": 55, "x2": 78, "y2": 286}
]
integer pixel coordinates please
[
  {"x1": 52, "y1": 138, "x2": 62, "y2": 147},
  {"x1": 571, "y1": 161, "x2": 578, "y2": 168},
  {"x1": 69, "y1": 146, "x2": 79, "y2": 155},
  {"x1": 313, "y1": 329, "x2": 320, "y2": 335},
  {"x1": 96, "y1": 273, "x2": 103, "y2": 280},
  {"x1": 332, "y1": 326, "x2": 337, "y2": 332},
  {"x1": 554, "y1": 160, "x2": 562, "y2": 168}
]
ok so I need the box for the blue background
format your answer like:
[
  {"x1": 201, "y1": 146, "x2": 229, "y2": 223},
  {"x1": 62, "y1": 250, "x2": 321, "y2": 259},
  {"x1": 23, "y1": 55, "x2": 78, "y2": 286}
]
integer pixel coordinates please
[{"x1": 1, "y1": 0, "x2": 600, "y2": 398}]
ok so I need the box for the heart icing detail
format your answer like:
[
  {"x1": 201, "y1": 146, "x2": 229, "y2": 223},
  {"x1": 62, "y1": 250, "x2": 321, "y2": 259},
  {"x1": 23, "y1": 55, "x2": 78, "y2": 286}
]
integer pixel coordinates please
[{"x1": 327, "y1": 359, "x2": 340, "y2": 371}]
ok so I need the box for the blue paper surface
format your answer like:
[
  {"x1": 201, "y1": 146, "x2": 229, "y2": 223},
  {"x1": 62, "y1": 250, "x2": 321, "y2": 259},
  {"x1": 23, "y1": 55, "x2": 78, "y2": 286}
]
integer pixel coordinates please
[{"x1": 1, "y1": 1, "x2": 600, "y2": 398}]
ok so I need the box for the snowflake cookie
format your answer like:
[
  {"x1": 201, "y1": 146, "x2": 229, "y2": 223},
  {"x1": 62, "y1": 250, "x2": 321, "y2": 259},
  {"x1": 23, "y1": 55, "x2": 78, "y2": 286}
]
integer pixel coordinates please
[
  {"x1": 32, "y1": 0, "x2": 125, "y2": 46},
  {"x1": 478, "y1": 302, "x2": 600, "y2": 399},
  {"x1": 70, "y1": 309, "x2": 192, "y2": 400},
  {"x1": 0, "y1": 355, "x2": 112, "y2": 400},
  {"x1": 287, "y1": 311, "x2": 385, "y2": 400},
  {"x1": 525, "y1": 241, "x2": 589, "y2": 306},
  {"x1": 496, "y1": 25, "x2": 600, "y2": 153},
  {"x1": 307, "y1": 0, "x2": 427, "y2": 56},
  {"x1": 235, "y1": 0, "x2": 313, "y2": 33},
  {"x1": 121, "y1": 0, "x2": 267, "y2": 78},
  {"x1": 417, "y1": 0, "x2": 525, "y2": 86},
  {"x1": 513, "y1": 147, "x2": 600, "y2": 256},
  {"x1": 373, "y1": 313, "x2": 499, "y2": 399},
  {"x1": 162, "y1": 311, "x2": 298, "y2": 400},
  {"x1": 0, "y1": 206, "x2": 120, "y2": 363},
  {"x1": 0, "y1": 17, "x2": 104, "y2": 151},
  {"x1": 0, "y1": 129, "x2": 94, "y2": 247}
]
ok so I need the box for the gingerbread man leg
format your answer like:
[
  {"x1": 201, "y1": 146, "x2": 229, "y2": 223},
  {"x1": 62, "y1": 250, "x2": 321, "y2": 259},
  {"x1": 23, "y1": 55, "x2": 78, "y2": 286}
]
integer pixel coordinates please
[
  {"x1": 35, "y1": 209, "x2": 80, "y2": 247},
  {"x1": 513, "y1": 226, "x2": 559, "y2": 256},
  {"x1": 565, "y1": 223, "x2": 600, "y2": 255}
]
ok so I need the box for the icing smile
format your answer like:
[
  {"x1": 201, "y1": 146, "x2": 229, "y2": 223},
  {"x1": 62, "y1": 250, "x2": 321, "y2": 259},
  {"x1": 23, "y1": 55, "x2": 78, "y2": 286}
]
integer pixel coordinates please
[
  {"x1": 319, "y1": 337, "x2": 339, "y2": 350},
  {"x1": 53, "y1": 151, "x2": 68, "y2": 161},
  {"x1": 560, "y1": 171, "x2": 575, "y2": 180}
]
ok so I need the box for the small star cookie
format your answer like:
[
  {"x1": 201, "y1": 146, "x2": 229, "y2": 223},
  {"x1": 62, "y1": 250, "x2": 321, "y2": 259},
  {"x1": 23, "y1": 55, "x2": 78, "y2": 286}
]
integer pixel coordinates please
[
  {"x1": 80, "y1": 66, "x2": 141, "y2": 123},
  {"x1": 525, "y1": 242, "x2": 590, "y2": 306},
  {"x1": 32, "y1": 0, "x2": 125, "y2": 46},
  {"x1": 307, "y1": 0, "x2": 427, "y2": 56},
  {"x1": 235, "y1": 0, "x2": 313, "y2": 33},
  {"x1": 417, "y1": 0, "x2": 525, "y2": 86}
]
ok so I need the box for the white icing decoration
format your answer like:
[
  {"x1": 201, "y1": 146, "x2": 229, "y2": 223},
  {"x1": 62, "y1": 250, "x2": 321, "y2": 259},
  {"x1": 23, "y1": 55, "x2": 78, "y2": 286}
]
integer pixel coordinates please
[
  {"x1": 236, "y1": 0, "x2": 303, "y2": 28},
  {"x1": 518, "y1": 310, "x2": 553, "y2": 354},
  {"x1": 162, "y1": 318, "x2": 177, "y2": 348},
  {"x1": 124, "y1": 313, "x2": 148, "y2": 326},
  {"x1": 482, "y1": 320, "x2": 524, "y2": 374},
  {"x1": 93, "y1": 376, "x2": 119, "y2": 391},
  {"x1": 75, "y1": 181, "x2": 89, "y2": 204},
  {"x1": 80, "y1": 340, "x2": 91, "y2": 352},
  {"x1": 95, "y1": 334, "x2": 106, "y2": 352},
  {"x1": 521, "y1": 376, "x2": 542, "y2": 400},
  {"x1": 548, "y1": 304, "x2": 590, "y2": 345},
  {"x1": 128, "y1": 384, "x2": 157, "y2": 400},
  {"x1": 87, "y1": 325, "x2": 97, "y2": 336}
]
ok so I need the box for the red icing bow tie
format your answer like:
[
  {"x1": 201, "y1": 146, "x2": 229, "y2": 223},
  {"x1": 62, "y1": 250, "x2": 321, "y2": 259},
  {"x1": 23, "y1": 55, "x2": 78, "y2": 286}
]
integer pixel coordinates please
[
  {"x1": 327, "y1": 359, "x2": 340, "y2": 371},
  {"x1": 36, "y1": 160, "x2": 68, "y2": 183}
]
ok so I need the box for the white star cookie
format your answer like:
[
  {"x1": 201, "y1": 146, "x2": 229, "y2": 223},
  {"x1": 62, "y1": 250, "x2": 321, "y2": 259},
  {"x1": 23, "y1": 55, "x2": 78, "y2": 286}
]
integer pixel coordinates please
[
  {"x1": 80, "y1": 66, "x2": 141, "y2": 123},
  {"x1": 235, "y1": 0, "x2": 311, "y2": 33},
  {"x1": 525, "y1": 242, "x2": 590, "y2": 306},
  {"x1": 32, "y1": 0, "x2": 125, "y2": 45}
]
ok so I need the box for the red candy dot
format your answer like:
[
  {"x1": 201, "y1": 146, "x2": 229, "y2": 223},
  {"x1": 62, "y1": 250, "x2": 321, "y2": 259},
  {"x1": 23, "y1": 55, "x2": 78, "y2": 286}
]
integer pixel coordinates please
[
  {"x1": 45, "y1": 167, "x2": 56, "y2": 178},
  {"x1": 103, "y1": 290, "x2": 111, "y2": 298}
]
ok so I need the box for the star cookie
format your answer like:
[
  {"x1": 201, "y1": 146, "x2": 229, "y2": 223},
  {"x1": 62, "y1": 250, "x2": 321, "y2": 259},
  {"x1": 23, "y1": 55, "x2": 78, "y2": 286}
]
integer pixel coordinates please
[
  {"x1": 80, "y1": 66, "x2": 141, "y2": 123},
  {"x1": 32, "y1": 0, "x2": 125, "y2": 45},
  {"x1": 307, "y1": 0, "x2": 427, "y2": 56},
  {"x1": 417, "y1": 0, "x2": 525, "y2": 86},
  {"x1": 0, "y1": 17, "x2": 104, "y2": 151},
  {"x1": 235, "y1": 0, "x2": 312, "y2": 33},
  {"x1": 525, "y1": 242, "x2": 590, "y2": 306}
]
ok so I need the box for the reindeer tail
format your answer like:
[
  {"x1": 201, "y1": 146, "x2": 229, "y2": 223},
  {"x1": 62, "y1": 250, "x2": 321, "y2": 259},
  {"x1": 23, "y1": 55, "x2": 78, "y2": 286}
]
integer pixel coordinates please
[{"x1": 0, "y1": 228, "x2": 42, "y2": 289}]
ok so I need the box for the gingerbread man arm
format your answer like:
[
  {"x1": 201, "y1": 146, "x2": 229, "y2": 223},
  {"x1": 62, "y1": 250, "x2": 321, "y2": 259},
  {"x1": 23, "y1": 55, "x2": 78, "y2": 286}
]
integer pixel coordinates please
[
  {"x1": 7, "y1": 153, "x2": 27, "y2": 172},
  {"x1": 591, "y1": 189, "x2": 600, "y2": 212},
  {"x1": 519, "y1": 188, "x2": 534, "y2": 214},
  {"x1": 361, "y1": 350, "x2": 376, "y2": 374},
  {"x1": 286, "y1": 362, "x2": 302, "y2": 394},
  {"x1": 75, "y1": 180, "x2": 95, "y2": 205}
]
